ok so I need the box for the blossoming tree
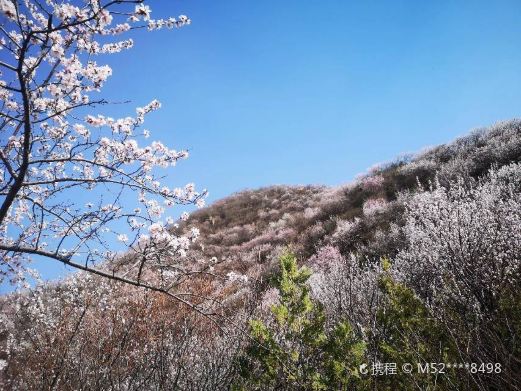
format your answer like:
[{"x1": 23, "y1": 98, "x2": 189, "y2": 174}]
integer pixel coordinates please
[{"x1": 0, "y1": 0, "x2": 210, "y2": 312}]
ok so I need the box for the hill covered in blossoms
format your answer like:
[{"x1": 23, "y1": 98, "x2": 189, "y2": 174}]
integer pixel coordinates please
[
  {"x1": 176, "y1": 118, "x2": 521, "y2": 277},
  {"x1": 1, "y1": 119, "x2": 520, "y2": 390}
]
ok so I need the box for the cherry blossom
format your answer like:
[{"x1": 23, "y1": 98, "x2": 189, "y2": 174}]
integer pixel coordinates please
[{"x1": 0, "y1": 1, "x2": 206, "y2": 298}]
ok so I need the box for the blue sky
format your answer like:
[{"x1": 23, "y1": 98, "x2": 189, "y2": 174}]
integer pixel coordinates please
[
  {"x1": 109, "y1": 0, "x2": 521, "y2": 202},
  {"x1": 3, "y1": 0, "x2": 521, "y2": 290}
]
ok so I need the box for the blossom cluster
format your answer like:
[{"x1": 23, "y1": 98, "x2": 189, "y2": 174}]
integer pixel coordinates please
[
  {"x1": 395, "y1": 163, "x2": 521, "y2": 315},
  {"x1": 362, "y1": 197, "x2": 388, "y2": 216},
  {"x1": 0, "y1": 0, "x2": 206, "y2": 287},
  {"x1": 226, "y1": 271, "x2": 249, "y2": 284}
]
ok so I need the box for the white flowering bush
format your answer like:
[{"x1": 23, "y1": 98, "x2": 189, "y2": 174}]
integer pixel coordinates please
[
  {"x1": 0, "y1": 271, "x2": 244, "y2": 390},
  {"x1": 362, "y1": 197, "x2": 388, "y2": 217},
  {"x1": 395, "y1": 163, "x2": 521, "y2": 314},
  {"x1": 390, "y1": 163, "x2": 521, "y2": 388},
  {"x1": 0, "y1": 1, "x2": 208, "y2": 299},
  {"x1": 330, "y1": 217, "x2": 361, "y2": 244},
  {"x1": 307, "y1": 245, "x2": 384, "y2": 333}
]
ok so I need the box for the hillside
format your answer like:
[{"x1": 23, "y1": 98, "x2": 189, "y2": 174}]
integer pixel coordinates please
[
  {"x1": 1, "y1": 119, "x2": 521, "y2": 390},
  {"x1": 176, "y1": 118, "x2": 521, "y2": 272}
]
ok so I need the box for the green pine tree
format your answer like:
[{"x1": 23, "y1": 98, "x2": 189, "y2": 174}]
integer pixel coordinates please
[{"x1": 235, "y1": 251, "x2": 367, "y2": 390}]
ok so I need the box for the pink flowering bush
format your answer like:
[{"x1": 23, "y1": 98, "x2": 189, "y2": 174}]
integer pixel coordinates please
[{"x1": 359, "y1": 174, "x2": 385, "y2": 192}]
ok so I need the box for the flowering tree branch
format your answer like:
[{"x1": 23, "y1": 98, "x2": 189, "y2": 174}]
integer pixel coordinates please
[
  {"x1": 0, "y1": 0, "x2": 213, "y2": 313},
  {"x1": 0, "y1": 242, "x2": 224, "y2": 327}
]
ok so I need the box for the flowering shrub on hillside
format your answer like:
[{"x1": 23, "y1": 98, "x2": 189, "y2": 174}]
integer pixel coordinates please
[
  {"x1": 395, "y1": 163, "x2": 521, "y2": 313},
  {"x1": 394, "y1": 163, "x2": 521, "y2": 388},
  {"x1": 362, "y1": 197, "x2": 388, "y2": 217}
]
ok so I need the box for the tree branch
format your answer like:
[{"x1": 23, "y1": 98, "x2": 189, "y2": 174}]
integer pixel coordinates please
[{"x1": 0, "y1": 243, "x2": 224, "y2": 331}]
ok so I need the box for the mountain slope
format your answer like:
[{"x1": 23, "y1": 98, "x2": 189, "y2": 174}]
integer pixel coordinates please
[
  {"x1": 2, "y1": 119, "x2": 521, "y2": 390},
  {"x1": 177, "y1": 119, "x2": 521, "y2": 270}
]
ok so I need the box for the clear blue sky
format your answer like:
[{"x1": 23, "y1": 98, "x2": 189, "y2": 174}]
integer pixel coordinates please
[
  {"x1": 3, "y1": 0, "x2": 521, "y2": 290},
  {"x1": 107, "y1": 0, "x2": 521, "y2": 203}
]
